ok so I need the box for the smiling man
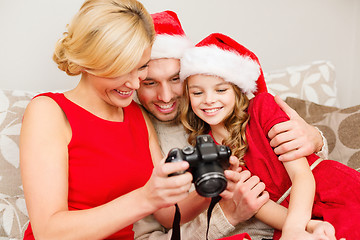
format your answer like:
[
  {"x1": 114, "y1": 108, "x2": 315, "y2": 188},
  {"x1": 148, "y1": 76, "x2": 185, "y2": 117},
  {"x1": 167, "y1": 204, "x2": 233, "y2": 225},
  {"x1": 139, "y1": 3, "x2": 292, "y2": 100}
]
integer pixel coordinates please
[{"x1": 137, "y1": 58, "x2": 182, "y2": 123}]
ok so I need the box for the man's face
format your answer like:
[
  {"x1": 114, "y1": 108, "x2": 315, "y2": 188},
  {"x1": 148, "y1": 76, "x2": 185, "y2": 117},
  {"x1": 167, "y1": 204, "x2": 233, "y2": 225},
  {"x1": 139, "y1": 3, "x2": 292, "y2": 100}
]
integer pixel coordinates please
[{"x1": 137, "y1": 58, "x2": 183, "y2": 122}]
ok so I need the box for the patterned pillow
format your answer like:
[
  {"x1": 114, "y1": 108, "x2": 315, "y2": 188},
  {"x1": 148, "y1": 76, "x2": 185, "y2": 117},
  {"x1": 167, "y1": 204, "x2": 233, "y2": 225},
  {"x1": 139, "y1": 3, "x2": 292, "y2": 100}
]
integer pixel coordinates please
[
  {"x1": 0, "y1": 89, "x2": 38, "y2": 238},
  {"x1": 265, "y1": 61, "x2": 339, "y2": 107},
  {"x1": 0, "y1": 196, "x2": 29, "y2": 239},
  {"x1": 285, "y1": 97, "x2": 360, "y2": 171}
]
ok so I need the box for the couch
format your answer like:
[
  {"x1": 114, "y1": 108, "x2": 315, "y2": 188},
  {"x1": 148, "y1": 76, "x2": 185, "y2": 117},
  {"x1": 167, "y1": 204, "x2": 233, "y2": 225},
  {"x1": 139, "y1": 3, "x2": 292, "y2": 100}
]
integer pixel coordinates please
[{"x1": 0, "y1": 60, "x2": 359, "y2": 239}]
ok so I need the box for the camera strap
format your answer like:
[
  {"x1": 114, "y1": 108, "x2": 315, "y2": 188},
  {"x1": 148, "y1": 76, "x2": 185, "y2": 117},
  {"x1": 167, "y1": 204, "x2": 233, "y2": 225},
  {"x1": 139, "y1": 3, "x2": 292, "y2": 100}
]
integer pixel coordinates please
[
  {"x1": 171, "y1": 203, "x2": 181, "y2": 240},
  {"x1": 171, "y1": 196, "x2": 222, "y2": 240}
]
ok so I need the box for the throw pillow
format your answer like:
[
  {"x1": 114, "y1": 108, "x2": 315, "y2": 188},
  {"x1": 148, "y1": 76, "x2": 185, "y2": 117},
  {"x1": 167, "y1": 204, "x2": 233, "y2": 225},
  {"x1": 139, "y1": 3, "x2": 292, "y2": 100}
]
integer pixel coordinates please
[
  {"x1": 0, "y1": 89, "x2": 38, "y2": 238},
  {"x1": 265, "y1": 61, "x2": 339, "y2": 107},
  {"x1": 285, "y1": 97, "x2": 360, "y2": 171},
  {"x1": 0, "y1": 196, "x2": 29, "y2": 239}
]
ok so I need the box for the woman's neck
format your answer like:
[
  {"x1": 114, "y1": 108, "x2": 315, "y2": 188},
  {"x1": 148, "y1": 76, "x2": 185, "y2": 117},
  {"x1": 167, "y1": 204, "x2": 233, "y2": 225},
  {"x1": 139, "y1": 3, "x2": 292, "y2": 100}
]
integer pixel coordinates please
[{"x1": 65, "y1": 80, "x2": 124, "y2": 122}]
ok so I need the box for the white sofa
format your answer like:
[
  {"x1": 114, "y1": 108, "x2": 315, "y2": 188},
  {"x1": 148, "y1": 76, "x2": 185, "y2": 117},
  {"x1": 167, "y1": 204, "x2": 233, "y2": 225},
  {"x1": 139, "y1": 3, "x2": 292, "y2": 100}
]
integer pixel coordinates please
[{"x1": 0, "y1": 60, "x2": 359, "y2": 239}]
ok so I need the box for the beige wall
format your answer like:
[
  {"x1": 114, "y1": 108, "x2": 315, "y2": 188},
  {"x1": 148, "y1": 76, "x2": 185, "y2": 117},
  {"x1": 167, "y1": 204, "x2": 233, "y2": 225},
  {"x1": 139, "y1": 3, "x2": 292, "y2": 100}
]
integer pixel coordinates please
[{"x1": 1, "y1": 0, "x2": 359, "y2": 107}]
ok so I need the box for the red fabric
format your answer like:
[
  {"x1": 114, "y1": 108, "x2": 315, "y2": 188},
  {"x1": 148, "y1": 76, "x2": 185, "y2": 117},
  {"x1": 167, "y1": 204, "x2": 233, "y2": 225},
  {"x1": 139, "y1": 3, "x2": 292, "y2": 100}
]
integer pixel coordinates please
[
  {"x1": 217, "y1": 233, "x2": 251, "y2": 240},
  {"x1": 245, "y1": 92, "x2": 360, "y2": 240},
  {"x1": 24, "y1": 93, "x2": 153, "y2": 240},
  {"x1": 151, "y1": 10, "x2": 185, "y2": 36}
]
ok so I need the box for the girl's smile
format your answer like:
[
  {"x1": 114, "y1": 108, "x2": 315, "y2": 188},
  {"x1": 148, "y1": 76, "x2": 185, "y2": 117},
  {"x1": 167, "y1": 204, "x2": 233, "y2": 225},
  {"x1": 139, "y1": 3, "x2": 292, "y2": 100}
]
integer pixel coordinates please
[{"x1": 202, "y1": 107, "x2": 223, "y2": 115}]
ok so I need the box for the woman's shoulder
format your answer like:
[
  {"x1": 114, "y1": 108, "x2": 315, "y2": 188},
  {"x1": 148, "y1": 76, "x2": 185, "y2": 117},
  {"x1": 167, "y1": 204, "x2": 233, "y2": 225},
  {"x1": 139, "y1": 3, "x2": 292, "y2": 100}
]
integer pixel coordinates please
[
  {"x1": 125, "y1": 100, "x2": 150, "y2": 130},
  {"x1": 125, "y1": 100, "x2": 145, "y2": 118},
  {"x1": 24, "y1": 92, "x2": 68, "y2": 127},
  {"x1": 28, "y1": 92, "x2": 62, "y2": 111}
]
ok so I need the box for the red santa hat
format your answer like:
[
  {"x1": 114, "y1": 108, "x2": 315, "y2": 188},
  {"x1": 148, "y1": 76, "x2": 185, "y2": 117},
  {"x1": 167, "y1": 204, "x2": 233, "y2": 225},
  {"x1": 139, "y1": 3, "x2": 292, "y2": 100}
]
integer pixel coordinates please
[
  {"x1": 180, "y1": 33, "x2": 267, "y2": 95},
  {"x1": 150, "y1": 10, "x2": 194, "y2": 60}
]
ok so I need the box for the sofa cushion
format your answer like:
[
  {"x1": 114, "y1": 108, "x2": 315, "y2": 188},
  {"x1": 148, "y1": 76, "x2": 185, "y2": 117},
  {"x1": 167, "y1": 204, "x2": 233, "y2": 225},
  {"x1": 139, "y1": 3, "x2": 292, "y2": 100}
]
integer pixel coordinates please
[
  {"x1": 285, "y1": 97, "x2": 360, "y2": 171},
  {"x1": 265, "y1": 61, "x2": 338, "y2": 107},
  {"x1": 0, "y1": 195, "x2": 29, "y2": 239},
  {"x1": 0, "y1": 89, "x2": 38, "y2": 238}
]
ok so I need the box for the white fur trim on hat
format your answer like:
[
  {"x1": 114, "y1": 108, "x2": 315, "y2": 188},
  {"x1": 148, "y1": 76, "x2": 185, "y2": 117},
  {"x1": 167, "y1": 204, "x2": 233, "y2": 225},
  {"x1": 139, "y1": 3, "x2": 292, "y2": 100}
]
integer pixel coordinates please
[
  {"x1": 180, "y1": 45, "x2": 261, "y2": 94},
  {"x1": 151, "y1": 34, "x2": 194, "y2": 60}
]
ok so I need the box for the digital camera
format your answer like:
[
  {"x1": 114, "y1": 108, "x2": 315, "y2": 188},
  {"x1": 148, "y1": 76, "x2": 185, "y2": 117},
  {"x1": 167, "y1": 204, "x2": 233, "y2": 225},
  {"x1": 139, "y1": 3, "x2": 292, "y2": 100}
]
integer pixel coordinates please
[{"x1": 165, "y1": 134, "x2": 231, "y2": 197}]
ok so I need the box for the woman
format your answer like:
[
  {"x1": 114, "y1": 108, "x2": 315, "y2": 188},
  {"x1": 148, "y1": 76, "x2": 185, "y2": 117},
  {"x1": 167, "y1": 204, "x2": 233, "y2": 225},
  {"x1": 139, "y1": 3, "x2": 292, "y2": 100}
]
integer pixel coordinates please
[{"x1": 19, "y1": 1, "x2": 207, "y2": 239}]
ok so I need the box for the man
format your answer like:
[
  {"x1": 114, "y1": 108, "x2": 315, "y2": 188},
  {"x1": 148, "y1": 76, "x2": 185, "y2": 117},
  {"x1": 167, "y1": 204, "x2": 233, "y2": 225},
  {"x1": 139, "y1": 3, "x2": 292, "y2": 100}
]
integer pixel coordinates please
[{"x1": 134, "y1": 11, "x2": 328, "y2": 240}]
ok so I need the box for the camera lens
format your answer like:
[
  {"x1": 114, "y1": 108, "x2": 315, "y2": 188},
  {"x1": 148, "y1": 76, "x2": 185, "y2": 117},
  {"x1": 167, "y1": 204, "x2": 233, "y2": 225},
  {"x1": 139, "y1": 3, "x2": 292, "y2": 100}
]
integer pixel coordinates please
[{"x1": 195, "y1": 172, "x2": 227, "y2": 197}]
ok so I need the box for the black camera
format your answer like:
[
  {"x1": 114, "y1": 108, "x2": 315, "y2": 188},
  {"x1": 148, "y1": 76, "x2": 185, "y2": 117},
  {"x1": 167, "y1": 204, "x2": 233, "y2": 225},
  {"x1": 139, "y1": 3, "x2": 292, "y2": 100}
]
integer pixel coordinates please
[{"x1": 165, "y1": 134, "x2": 231, "y2": 197}]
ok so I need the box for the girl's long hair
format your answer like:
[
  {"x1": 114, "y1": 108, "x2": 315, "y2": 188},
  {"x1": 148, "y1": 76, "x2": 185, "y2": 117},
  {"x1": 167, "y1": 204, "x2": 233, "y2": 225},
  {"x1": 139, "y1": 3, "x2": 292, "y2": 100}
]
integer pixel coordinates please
[{"x1": 179, "y1": 79, "x2": 250, "y2": 165}]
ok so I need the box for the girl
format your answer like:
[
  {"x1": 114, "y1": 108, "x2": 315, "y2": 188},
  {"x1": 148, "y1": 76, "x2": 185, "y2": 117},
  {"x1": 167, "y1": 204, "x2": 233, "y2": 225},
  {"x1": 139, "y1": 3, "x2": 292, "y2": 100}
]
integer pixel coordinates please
[
  {"x1": 179, "y1": 33, "x2": 360, "y2": 240},
  {"x1": 20, "y1": 1, "x2": 208, "y2": 239}
]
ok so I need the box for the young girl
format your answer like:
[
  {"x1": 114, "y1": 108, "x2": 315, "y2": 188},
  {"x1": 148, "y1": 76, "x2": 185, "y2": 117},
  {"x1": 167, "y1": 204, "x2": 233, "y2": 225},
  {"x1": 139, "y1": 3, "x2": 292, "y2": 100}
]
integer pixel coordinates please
[{"x1": 179, "y1": 33, "x2": 360, "y2": 240}]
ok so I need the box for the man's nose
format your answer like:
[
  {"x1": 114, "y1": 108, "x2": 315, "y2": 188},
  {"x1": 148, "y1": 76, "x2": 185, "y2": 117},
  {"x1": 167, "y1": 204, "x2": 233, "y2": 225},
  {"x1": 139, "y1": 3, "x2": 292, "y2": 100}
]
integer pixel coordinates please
[{"x1": 157, "y1": 84, "x2": 172, "y2": 102}]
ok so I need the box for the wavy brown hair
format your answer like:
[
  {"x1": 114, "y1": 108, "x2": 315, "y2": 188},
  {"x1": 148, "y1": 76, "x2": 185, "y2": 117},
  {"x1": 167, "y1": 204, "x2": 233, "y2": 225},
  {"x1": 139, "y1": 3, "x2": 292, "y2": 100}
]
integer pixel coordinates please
[{"x1": 179, "y1": 79, "x2": 250, "y2": 165}]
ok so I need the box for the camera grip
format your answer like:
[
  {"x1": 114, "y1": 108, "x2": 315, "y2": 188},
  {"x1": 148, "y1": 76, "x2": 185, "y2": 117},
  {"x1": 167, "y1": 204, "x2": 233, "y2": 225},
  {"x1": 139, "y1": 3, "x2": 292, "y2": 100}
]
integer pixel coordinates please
[{"x1": 165, "y1": 148, "x2": 187, "y2": 176}]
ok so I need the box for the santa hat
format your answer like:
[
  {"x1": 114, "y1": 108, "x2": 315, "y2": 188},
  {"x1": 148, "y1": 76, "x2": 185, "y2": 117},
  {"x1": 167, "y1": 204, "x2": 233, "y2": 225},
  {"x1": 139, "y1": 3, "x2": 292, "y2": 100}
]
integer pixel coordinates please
[
  {"x1": 180, "y1": 33, "x2": 267, "y2": 95},
  {"x1": 150, "y1": 10, "x2": 194, "y2": 59}
]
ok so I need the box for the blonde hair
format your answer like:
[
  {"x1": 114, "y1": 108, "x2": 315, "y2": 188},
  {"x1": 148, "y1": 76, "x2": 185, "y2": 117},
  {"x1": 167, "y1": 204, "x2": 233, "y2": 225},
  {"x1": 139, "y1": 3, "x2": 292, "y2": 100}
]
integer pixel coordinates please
[
  {"x1": 180, "y1": 79, "x2": 250, "y2": 165},
  {"x1": 53, "y1": 0, "x2": 155, "y2": 77}
]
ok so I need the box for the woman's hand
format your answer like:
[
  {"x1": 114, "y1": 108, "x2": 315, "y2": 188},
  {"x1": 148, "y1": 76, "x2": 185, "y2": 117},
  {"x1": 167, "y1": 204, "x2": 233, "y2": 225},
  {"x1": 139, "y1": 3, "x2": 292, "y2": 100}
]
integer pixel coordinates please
[{"x1": 142, "y1": 159, "x2": 193, "y2": 211}]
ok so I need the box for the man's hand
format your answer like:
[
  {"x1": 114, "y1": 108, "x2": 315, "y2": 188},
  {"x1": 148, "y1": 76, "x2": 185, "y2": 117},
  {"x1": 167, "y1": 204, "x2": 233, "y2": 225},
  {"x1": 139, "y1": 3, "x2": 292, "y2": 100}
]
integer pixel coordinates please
[
  {"x1": 219, "y1": 169, "x2": 269, "y2": 226},
  {"x1": 268, "y1": 95, "x2": 324, "y2": 161}
]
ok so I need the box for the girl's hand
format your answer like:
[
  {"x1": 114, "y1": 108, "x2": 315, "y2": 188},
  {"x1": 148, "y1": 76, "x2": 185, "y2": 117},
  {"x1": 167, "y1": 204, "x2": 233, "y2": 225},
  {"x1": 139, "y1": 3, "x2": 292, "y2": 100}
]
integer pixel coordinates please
[
  {"x1": 307, "y1": 220, "x2": 344, "y2": 240},
  {"x1": 228, "y1": 155, "x2": 242, "y2": 172},
  {"x1": 220, "y1": 156, "x2": 242, "y2": 199},
  {"x1": 280, "y1": 228, "x2": 316, "y2": 240},
  {"x1": 219, "y1": 169, "x2": 269, "y2": 226},
  {"x1": 142, "y1": 159, "x2": 193, "y2": 211},
  {"x1": 281, "y1": 220, "x2": 342, "y2": 240}
]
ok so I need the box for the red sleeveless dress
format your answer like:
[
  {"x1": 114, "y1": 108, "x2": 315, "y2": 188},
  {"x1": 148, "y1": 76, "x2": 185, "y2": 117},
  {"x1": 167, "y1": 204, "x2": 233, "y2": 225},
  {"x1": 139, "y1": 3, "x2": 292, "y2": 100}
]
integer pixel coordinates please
[{"x1": 23, "y1": 93, "x2": 154, "y2": 239}]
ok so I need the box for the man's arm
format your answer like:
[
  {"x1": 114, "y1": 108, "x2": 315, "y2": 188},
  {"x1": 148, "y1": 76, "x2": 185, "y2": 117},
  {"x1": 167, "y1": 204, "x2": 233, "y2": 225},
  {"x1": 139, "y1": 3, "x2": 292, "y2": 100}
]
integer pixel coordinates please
[{"x1": 268, "y1": 96, "x2": 328, "y2": 161}]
